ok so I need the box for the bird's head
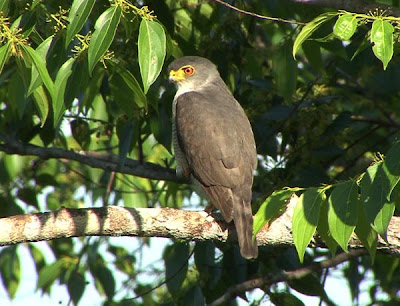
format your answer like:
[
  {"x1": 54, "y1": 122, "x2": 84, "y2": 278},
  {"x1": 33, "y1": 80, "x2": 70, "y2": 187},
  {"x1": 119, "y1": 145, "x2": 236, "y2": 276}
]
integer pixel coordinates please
[{"x1": 168, "y1": 56, "x2": 220, "y2": 93}]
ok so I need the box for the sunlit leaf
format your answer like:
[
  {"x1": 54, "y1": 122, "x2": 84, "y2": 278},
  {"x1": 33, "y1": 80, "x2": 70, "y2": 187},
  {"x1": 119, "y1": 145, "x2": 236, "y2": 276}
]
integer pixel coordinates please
[
  {"x1": 292, "y1": 188, "x2": 324, "y2": 262},
  {"x1": 32, "y1": 86, "x2": 50, "y2": 126},
  {"x1": 138, "y1": 19, "x2": 166, "y2": 93},
  {"x1": 88, "y1": 6, "x2": 122, "y2": 74},
  {"x1": 328, "y1": 180, "x2": 358, "y2": 252},
  {"x1": 27, "y1": 36, "x2": 54, "y2": 96},
  {"x1": 333, "y1": 14, "x2": 357, "y2": 40},
  {"x1": 66, "y1": 0, "x2": 95, "y2": 47},
  {"x1": 21, "y1": 45, "x2": 54, "y2": 98},
  {"x1": 253, "y1": 189, "x2": 294, "y2": 237},
  {"x1": 293, "y1": 12, "x2": 338, "y2": 58},
  {"x1": 0, "y1": 41, "x2": 11, "y2": 75},
  {"x1": 53, "y1": 57, "x2": 76, "y2": 125},
  {"x1": 371, "y1": 19, "x2": 394, "y2": 70}
]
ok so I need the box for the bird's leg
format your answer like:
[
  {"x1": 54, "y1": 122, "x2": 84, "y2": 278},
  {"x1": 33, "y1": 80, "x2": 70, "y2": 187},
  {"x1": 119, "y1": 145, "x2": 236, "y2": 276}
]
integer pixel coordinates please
[{"x1": 204, "y1": 203, "x2": 215, "y2": 215}]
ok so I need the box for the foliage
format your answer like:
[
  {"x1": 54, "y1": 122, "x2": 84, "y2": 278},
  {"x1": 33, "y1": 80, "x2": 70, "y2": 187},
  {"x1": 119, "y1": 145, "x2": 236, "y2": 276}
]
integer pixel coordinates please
[{"x1": 1, "y1": 0, "x2": 400, "y2": 305}]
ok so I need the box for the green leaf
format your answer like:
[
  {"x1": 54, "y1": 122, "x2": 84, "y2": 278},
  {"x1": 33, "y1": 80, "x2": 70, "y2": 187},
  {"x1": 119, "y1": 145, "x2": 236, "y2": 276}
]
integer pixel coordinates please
[
  {"x1": 138, "y1": 19, "x2": 166, "y2": 93},
  {"x1": 0, "y1": 246, "x2": 20, "y2": 299},
  {"x1": 108, "y1": 62, "x2": 147, "y2": 113},
  {"x1": 65, "y1": 58, "x2": 90, "y2": 107},
  {"x1": 0, "y1": 41, "x2": 11, "y2": 75},
  {"x1": 17, "y1": 187, "x2": 38, "y2": 208},
  {"x1": 181, "y1": 285, "x2": 205, "y2": 306},
  {"x1": 53, "y1": 57, "x2": 76, "y2": 125},
  {"x1": 31, "y1": 0, "x2": 41, "y2": 9},
  {"x1": 316, "y1": 197, "x2": 338, "y2": 255},
  {"x1": 164, "y1": 242, "x2": 189, "y2": 299},
  {"x1": 292, "y1": 188, "x2": 324, "y2": 262},
  {"x1": 371, "y1": 19, "x2": 394, "y2": 70},
  {"x1": 273, "y1": 40, "x2": 297, "y2": 102},
  {"x1": 373, "y1": 201, "x2": 395, "y2": 241},
  {"x1": 9, "y1": 71, "x2": 28, "y2": 118},
  {"x1": 270, "y1": 292, "x2": 305, "y2": 306},
  {"x1": 88, "y1": 6, "x2": 122, "y2": 75},
  {"x1": 384, "y1": 141, "x2": 400, "y2": 197},
  {"x1": 360, "y1": 163, "x2": 397, "y2": 226},
  {"x1": 333, "y1": 14, "x2": 358, "y2": 40},
  {"x1": 37, "y1": 259, "x2": 66, "y2": 291},
  {"x1": 328, "y1": 180, "x2": 359, "y2": 252},
  {"x1": 71, "y1": 119, "x2": 91, "y2": 149},
  {"x1": 27, "y1": 36, "x2": 54, "y2": 96},
  {"x1": 0, "y1": 0, "x2": 10, "y2": 15},
  {"x1": 302, "y1": 41, "x2": 323, "y2": 71},
  {"x1": 355, "y1": 200, "x2": 377, "y2": 261},
  {"x1": 21, "y1": 45, "x2": 54, "y2": 98},
  {"x1": 65, "y1": 0, "x2": 96, "y2": 47},
  {"x1": 82, "y1": 67, "x2": 105, "y2": 111},
  {"x1": 32, "y1": 85, "x2": 50, "y2": 126},
  {"x1": 293, "y1": 12, "x2": 338, "y2": 59},
  {"x1": 288, "y1": 273, "x2": 328, "y2": 298},
  {"x1": 67, "y1": 271, "x2": 85, "y2": 305},
  {"x1": 28, "y1": 244, "x2": 46, "y2": 275},
  {"x1": 117, "y1": 119, "x2": 137, "y2": 162},
  {"x1": 93, "y1": 265, "x2": 115, "y2": 299},
  {"x1": 253, "y1": 189, "x2": 294, "y2": 236}
]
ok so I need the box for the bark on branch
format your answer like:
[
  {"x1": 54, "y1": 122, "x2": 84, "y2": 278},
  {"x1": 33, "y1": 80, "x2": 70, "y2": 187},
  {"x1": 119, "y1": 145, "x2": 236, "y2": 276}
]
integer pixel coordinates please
[{"x1": 1, "y1": 199, "x2": 400, "y2": 256}]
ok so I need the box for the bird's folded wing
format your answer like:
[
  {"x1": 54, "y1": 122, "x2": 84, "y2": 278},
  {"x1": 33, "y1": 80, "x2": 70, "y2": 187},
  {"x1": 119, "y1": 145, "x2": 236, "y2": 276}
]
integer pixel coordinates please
[{"x1": 175, "y1": 91, "x2": 248, "y2": 188}]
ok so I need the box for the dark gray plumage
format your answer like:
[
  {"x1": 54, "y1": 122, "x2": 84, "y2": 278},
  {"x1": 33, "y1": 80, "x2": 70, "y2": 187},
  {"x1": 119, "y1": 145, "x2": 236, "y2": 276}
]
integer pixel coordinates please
[{"x1": 168, "y1": 56, "x2": 258, "y2": 259}]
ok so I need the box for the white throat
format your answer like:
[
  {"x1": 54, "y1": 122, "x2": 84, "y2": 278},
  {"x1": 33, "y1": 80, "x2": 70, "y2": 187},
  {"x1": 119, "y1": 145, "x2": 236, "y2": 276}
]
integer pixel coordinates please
[{"x1": 174, "y1": 74, "x2": 216, "y2": 98}]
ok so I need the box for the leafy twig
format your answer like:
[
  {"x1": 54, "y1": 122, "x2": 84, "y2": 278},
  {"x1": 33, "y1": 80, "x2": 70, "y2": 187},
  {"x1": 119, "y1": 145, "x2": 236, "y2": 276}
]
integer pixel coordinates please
[{"x1": 209, "y1": 249, "x2": 368, "y2": 305}]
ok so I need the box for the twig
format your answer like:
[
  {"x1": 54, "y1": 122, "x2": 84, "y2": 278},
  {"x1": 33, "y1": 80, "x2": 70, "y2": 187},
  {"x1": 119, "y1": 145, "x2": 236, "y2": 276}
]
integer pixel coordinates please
[
  {"x1": 211, "y1": 0, "x2": 305, "y2": 25},
  {"x1": 209, "y1": 249, "x2": 367, "y2": 305},
  {"x1": 0, "y1": 138, "x2": 182, "y2": 183}
]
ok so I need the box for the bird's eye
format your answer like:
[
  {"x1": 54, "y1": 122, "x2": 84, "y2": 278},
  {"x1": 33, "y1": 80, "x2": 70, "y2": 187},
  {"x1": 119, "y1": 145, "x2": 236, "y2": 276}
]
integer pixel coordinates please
[{"x1": 183, "y1": 66, "x2": 194, "y2": 75}]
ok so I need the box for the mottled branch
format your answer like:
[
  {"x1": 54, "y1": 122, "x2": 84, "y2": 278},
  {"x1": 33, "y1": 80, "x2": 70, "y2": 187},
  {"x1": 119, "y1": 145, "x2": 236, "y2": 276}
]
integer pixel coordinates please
[{"x1": 1, "y1": 202, "x2": 400, "y2": 257}]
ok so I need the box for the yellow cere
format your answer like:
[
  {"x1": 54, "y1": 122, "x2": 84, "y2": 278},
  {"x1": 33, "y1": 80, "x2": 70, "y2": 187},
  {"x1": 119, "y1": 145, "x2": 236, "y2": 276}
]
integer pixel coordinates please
[{"x1": 169, "y1": 69, "x2": 186, "y2": 82}]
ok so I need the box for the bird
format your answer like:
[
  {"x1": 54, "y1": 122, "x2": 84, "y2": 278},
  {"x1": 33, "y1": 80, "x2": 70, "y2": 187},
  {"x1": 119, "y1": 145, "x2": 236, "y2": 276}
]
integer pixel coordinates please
[{"x1": 168, "y1": 56, "x2": 258, "y2": 259}]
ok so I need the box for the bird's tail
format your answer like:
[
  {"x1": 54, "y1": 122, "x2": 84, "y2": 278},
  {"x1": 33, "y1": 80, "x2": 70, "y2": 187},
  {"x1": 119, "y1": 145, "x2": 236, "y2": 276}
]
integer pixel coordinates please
[{"x1": 233, "y1": 195, "x2": 258, "y2": 259}]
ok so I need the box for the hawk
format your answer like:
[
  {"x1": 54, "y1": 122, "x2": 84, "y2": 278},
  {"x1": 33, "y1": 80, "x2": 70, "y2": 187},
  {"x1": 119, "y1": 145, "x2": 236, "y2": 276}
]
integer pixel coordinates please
[{"x1": 168, "y1": 56, "x2": 258, "y2": 259}]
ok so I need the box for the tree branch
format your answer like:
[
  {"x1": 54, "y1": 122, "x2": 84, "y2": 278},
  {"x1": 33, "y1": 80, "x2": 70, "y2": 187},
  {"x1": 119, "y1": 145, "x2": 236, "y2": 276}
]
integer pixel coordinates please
[
  {"x1": 0, "y1": 138, "x2": 182, "y2": 183},
  {"x1": 1, "y1": 198, "x2": 400, "y2": 256},
  {"x1": 211, "y1": 0, "x2": 305, "y2": 25},
  {"x1": 288, "y1": 0, "x2": 400, "y2": 16},
  {"x1": 213, "y1": 0, "x2": 400, "y2": 20},
  {"x1": 209, "y1": 248, "x2": 368, "y2": 305}
]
